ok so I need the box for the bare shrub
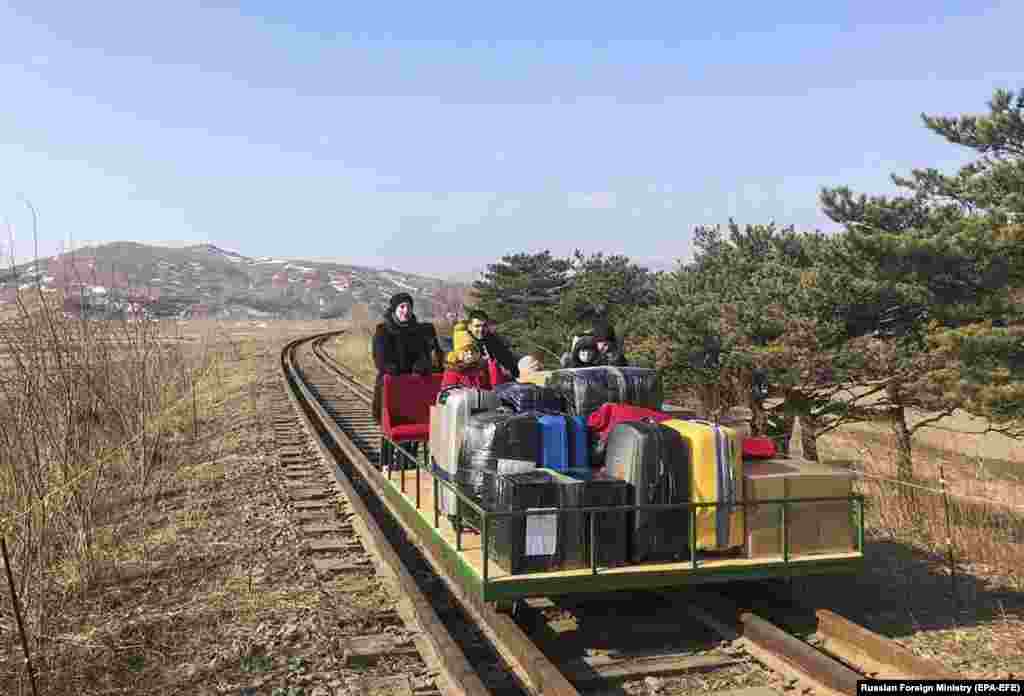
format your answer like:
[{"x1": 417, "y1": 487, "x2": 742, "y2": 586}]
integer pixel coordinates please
[{"x1": 0, "y1": 287, "x2": 229, "y2": 689}]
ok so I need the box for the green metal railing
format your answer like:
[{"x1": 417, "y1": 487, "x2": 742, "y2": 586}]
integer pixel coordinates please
[{"x1": 381, "y1": 436, "x2": 865, "y2": 590}]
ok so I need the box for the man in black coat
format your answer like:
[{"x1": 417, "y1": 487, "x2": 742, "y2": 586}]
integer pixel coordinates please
[
  {"x1": 371, "y1": 292, "x2": 442, "y2": 424},
  {"x1": 465, "y1": 309, "x2": 522, "y2": 380}
]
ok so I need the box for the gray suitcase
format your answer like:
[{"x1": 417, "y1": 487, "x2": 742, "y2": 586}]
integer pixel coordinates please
[
  {"x1": 604, "y1": 421, "x2": 691, "y2": 562},
  {"x1": 433, "y1": 388, "x2": 500, "y2": 516}
]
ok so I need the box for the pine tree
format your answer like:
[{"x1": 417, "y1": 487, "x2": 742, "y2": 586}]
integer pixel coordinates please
[
  {"x1": 469, "y1": 251, "x2": 572, "y2": 361},
  {"x1": 819, "y1": 88, "x2": 1024, "y2": 481},
  {"x1": 646, "y1": 220, "x2": 878, "y2": 453},
  {"x1": 557, "y1": 250, "x2": 657, "y2": 350}
]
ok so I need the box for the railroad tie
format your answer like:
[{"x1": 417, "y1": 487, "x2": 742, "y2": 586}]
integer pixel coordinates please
[
  {"x1": 292, "y1": 499, "x2": 334, "y2": 510},
  {"x1": 306, "y1": 537, "x2": 362, "y2": 553},
  {"x1": 341, "y1": 635, "x2": 419, "y2": 667},
  {"x1": 301, "y1": 522, "x2": 353, "y2": 535},
  {"x1": 296, "y1": 510, "x2": 334, "y2": 522},
  {"x1": 288, "y1": 489, "x2": 331, "y2": 499},
  {"x1": 282, "y1": 468, "x2": 321, "y2": 479},
  {"x1": 311, "y1": 557, "x2": 372, "y2": 576},
  {"x1": 355, "y1": 675, "x2": 413, "y2": 696}
]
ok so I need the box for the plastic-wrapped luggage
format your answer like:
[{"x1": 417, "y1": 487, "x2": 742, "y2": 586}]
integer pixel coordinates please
[
  {"x1": 547, "y1": 366, "x2": 663, "y2": 420},
  {"x1": 489, "y1": 470, "x2": 564, "y2": 575},
  {"x1": 537, "y1": 414, "x2": 589, "y2": 472},
  {"x1": 458, "y1": 411, "x2": 540, "y2": 506},
  {"x1": 561, "y1": 468, "x2": 630, "y2": 569},
  {"x1": 430, "y1": 388, "x2": 501, "y2": 516},
  {"x1": 661, "y1": 419, "x2": 743, "y2": 552},
  {"x1": 494, "y1": 382, "x2": 565, "y2": 413},
  {"x1": 603, "y1": 422, "x2": 692, "y2": 562}
]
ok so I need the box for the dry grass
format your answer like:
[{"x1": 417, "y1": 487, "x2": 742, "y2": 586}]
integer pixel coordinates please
[
  {"x1": 805, "y1": 427, "x2": 1024, "y2": 675},
  {"x1": 818, "y1": 428, "x2": 1024, "y2": 591},
  {"x1": 0, "y1": 295, "x2": 260, "y2": 695},
  {"x1": 327, "y1": 319, "x2": 378, "y2": 385},
  {"x1": 2, "y1": 317, "x2": 430, "y2": 695}
]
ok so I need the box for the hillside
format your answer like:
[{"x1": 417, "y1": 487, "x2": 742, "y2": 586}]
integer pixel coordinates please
[{"x1": 0, "y1": 242, "x2": 461, "y2": 321}]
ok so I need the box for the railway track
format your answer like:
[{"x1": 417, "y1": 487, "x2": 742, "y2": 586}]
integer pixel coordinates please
[{"x1": 279, "y1": 330, "x2": 955, "y2": 695}]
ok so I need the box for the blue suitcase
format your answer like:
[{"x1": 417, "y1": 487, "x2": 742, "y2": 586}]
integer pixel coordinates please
[{"x1": 537, "y1": 414, "x2": 589, "y2": 472}]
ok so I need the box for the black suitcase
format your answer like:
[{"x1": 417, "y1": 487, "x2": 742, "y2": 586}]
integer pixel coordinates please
[
  {"x1": 490, "y1": 470, "x2": 564, "y2": 575},
  {"x1": 561, "y1": 468, "x2": 630, "y2": 569},
  {"x1": 494, "y1": 382, "x2": 565, "y2": 414},
  {"x1": 458, "y1": 411, "x2": 541, "y2": 505},
  {"x1": 603, "y1": 421, "x2": 691, "y2": 562}
]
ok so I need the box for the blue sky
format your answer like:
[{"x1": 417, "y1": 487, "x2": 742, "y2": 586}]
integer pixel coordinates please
[{"x1": 0, "y1": 1, "x2": 1019, "y2": 278}]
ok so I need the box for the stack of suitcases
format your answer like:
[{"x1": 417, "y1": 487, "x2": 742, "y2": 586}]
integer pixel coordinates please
[{"x1": 427, "y1": 364, "x2": 827, "y2": 576}]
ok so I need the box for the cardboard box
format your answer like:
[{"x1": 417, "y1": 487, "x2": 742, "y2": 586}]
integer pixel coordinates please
[{"x1": 743, "y1": 459, "x2": 855, "y2": 559}]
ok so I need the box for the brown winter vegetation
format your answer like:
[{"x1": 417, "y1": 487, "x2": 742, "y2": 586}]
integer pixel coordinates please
[{"x1": 0, "y1": 292, "x2": 344, "y2": 695}]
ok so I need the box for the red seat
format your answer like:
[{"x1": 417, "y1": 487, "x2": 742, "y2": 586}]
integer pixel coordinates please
[
  {"x1": 381, "y1": 374, "x2": 443, "y2": 443},
  {"x1": 389, "y1": 423, "x2": 429, "y2": 440}
]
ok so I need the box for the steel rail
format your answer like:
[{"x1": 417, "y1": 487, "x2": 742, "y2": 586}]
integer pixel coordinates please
[
  {"x1": 303, "y1": 331, "x2": 580, "y2": 696},
  {"x1": 281, "y1": 333, "x2": 492, "y2": 696}
]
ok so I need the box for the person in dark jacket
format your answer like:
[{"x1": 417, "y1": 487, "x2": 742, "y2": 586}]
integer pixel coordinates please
[
  {"x1": 558, "y1": 319, "x2": 629, "y2": 368},
  {"x1": 371, "y1": 292, "x2": 441, "y2": 425},
  {"x1": 591, "y1": 320, "x2": 628, "y2": 367},
  {"x1": 565, "y1": 335, "x2": 602, "y2": 368}
]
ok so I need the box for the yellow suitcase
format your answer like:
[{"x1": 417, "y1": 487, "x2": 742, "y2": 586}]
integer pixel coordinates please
[{"x1": 661, "y1": 419, "x2": 744, "y2": 551}]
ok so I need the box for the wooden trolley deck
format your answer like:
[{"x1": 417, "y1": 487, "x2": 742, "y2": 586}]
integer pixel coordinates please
[{"x1": 379, "y1": 459, "x2": 864, "y2": 603}]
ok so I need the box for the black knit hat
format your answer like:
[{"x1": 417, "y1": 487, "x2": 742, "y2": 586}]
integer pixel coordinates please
[
  {"x1": 388, "y1": 292, "x2": 414, "y2": 313},
  {"x1": 590, "y1": 320, "x2": 612, "y2": 341}
]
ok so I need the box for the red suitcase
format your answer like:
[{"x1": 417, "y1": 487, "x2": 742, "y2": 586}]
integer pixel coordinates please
[{"x1": 587, "y1": 403, "x2": 672, "y2": 443}]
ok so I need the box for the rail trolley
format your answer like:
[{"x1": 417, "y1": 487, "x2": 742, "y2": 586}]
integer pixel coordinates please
[{"x1": 373, "y1": 372, "x2": 864, "y2": 607}]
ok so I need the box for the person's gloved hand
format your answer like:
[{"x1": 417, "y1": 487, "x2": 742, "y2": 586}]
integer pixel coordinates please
[{"x1": 382, "y1": 363, "x2": 400, "y2": 376}]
